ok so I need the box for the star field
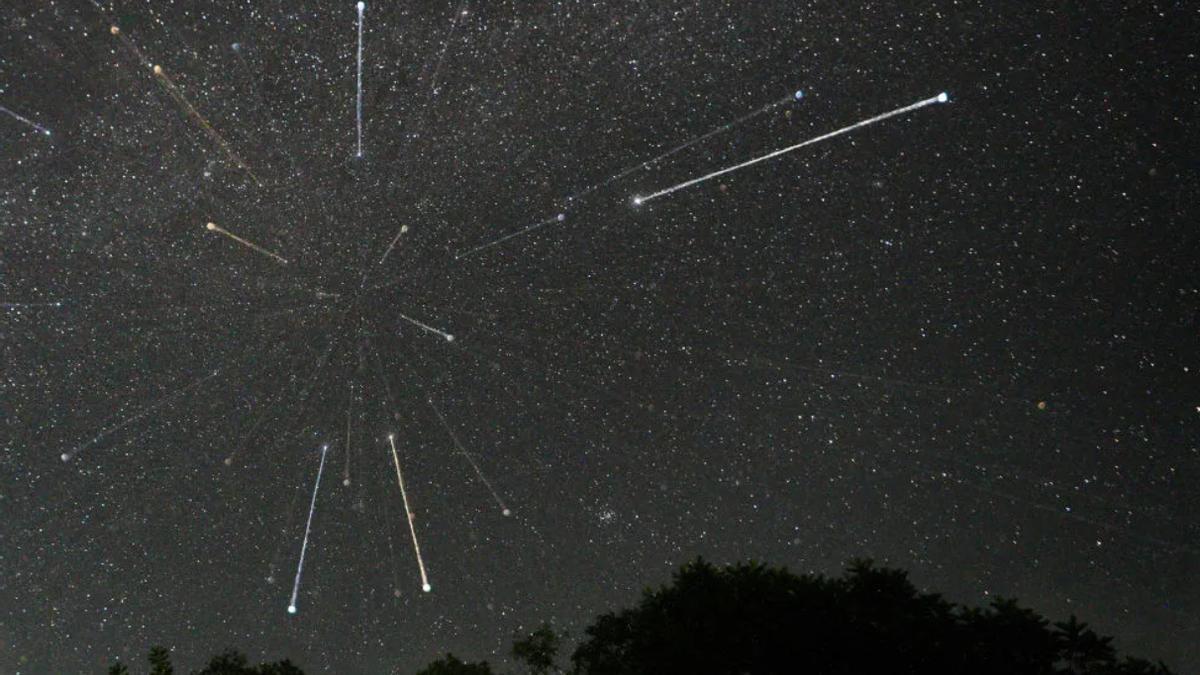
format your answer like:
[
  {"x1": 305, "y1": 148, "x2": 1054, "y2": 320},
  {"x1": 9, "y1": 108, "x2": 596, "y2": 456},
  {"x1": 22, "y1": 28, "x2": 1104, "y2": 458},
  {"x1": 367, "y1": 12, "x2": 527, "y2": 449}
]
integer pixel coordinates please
[{"x1": 1, "y1": 1, "x2": 1197, "y2": 673}]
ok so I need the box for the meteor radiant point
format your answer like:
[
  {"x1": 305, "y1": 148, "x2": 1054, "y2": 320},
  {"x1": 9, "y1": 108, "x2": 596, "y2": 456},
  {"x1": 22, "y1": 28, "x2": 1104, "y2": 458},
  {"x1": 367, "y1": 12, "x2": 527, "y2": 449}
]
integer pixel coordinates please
[{"x1": 635, "y1": 92, "x2": 951, "y2": 204}]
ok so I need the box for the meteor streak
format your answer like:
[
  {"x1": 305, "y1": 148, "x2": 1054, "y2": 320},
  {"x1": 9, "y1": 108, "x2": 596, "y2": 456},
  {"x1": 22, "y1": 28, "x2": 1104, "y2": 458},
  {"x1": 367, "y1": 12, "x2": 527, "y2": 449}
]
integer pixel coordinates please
[
  {"x1": 634, "y1": 92, "x2": 949, "y2": 204},
  {"x1": 387, "y1": 433, "x2": 431, "y2": 592},
  {"x1": 0, "y1": 105, "x2": 51, "y2": 136},
  {"x1": 455, "y1": 213, "x2": 565, "y2": 260},
  {"x1": 567, "y1": 89, "x2": 803, "y2": 203},
  {"x1": 205, "y1": 222, "x2": 289, "y2": 265},
  {"x1": 397, "y1": 310, "x2": 454, "y2": 342},
  {"x1": 426, "y1": 396, "x2": 511, "y2": 517},
  {"x1": 62, "y1": 368, "x2": 223, "y2": 462},
  {"x1": 289, "y1": 443, "x2": 330, "y2": 614},
  {"x1": 355, "y1": 1, "x2": 366, "y2": 158},
  {"x1": 106, "y1": 25, "x2": 259, "y2": 184}
]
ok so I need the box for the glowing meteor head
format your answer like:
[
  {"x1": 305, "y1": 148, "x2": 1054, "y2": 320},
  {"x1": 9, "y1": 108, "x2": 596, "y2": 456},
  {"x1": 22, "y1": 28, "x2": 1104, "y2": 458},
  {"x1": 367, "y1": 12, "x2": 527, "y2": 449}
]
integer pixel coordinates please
[
  {"x1": 206, "y1": 222, "x2": 217, "y2": 231},
  {"x1": 632, "y1": 196, "x2": 644, "y2": 207},
  {"x1": 794, "y1": 89, "x2": 804, "y2": 100},
  {"x1": 502, "y1": 508, "x2": 512, "y2": 517},
  {"x1": 556, "y1": 213, "x2": 566, "y2": 222},
  {"x1": 937, "y1": 92, "x2": 949, "y2": 103},
  {"x1": 388, "y1": 433, "x2": 395, "y2": 441},
  {"x1": 153, "y1": 65, "x2": 163, "y2": 75},
  {"x1": 109, "y1": 26, "x2": 120, "y2": 35},
  {"x1": 224, "y1": 457, "x2": 233, "y2": 466},
  {"x1": 231, "y1": 42, "x2": 241, "y2": 52},
  {"x1": 401, "y1": 225, "x2": 409, "y2": 233},
  {"x1": 60, "y1": 453, "x2": 70, "y2": 462},
  {"x1": 357, "y1": 1, "x2": 365, "y2": 10},
  {"x1": 445, "y1": 334, "x2": 455, "y2": 342},
  {"x1": 422, "y1": 583, "x2": 432, "y2": 593},
  {"x1": 343, "y1": 478, "x2": 351, "y2": 487},
  {"x1": 287, "y1": 605, "x2": 297, "y2": 614}
]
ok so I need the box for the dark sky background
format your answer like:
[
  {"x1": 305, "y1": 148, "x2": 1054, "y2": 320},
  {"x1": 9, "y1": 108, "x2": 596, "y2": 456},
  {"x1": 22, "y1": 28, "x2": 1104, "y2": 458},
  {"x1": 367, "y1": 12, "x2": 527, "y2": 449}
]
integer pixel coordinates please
[{"x1": 1, "y1": 0, "x2": 1197, "y2": 673}]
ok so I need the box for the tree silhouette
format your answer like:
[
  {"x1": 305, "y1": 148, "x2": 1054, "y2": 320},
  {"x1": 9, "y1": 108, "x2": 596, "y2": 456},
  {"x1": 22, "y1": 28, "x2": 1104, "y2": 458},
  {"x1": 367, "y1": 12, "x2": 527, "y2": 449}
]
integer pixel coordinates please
[
  {"x1": 106, "y1": 647, "x2": 305, "y2": 675},
  {"x1": 564, "y1": 558, "x2": 1173, "y2": 675},
  {"x1": 148, "y1": 646, "x2": 173, "y2": 675},
  {"x1": 414, "y1": 653, "x2": 495, "y2": 675},
  {"x1": 511, "y1": 623, "x2": 563, "y2": 675}
]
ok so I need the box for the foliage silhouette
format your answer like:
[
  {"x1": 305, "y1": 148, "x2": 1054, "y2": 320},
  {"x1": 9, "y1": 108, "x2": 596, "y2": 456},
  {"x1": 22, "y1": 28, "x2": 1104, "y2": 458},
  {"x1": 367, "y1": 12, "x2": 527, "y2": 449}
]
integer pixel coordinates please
[
  {"x1": 511, "y1": 623, "x2": 563, "y2": 675},
  {"x1": 106, "y1": 647, "x2": 305, "y2": 675},
  {"x1": 565, "y1": 558, "x2": 1173, "y2": 675},
  {"x1": 414, "y1": 653, "x2": 496, "y2": 675}
]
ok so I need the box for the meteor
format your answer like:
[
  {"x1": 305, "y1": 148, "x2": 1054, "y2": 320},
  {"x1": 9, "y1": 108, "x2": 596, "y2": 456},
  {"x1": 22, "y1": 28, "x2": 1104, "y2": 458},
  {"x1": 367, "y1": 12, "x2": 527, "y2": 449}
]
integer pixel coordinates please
[
  {"x1": 106, "y1": 25, "x2": 260, "y2": 184},
  {"x1": 205, "y1": 222, "x2": 289, "y2": 265},
  {"x1": 397, "y1": 310, "x2": 454, "y2": 342},
  {"x1": 0, "y1": 105, "x2": 51, "y2": 136},
  {"x1": 288, "y1": 443, "x2": 330, "y2": 614},
  {"x1": 355, "y1": 2, "x2": 366, "y2": 158},
  {"x1": 634, "y1": 92, "x2": 950, "y2": 204},
  {"x1": 455, "y1": 213, "x2": 565, "y2": 260},
  {"x1": 426, "y1": 396, "x2": 511, "y2": 517},
  {"x1": 387, "y1": 433, "x2": 432, "y2": 592}
]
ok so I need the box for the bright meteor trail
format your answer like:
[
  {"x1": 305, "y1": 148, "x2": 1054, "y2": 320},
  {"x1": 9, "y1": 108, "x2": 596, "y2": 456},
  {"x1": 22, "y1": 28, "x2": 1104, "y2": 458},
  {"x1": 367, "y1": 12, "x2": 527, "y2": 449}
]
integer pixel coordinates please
[
  {"x1": 0, "y1": 104, "x2": 51, "y2": 136},
  {"x1": 387, "y1": 433, "x2": 431, "y2": 592},
  {"x1": 355, "y1": 1, "x2": 365, "y2": 158},
  {"x1": 634, "y1": 92, "x2": 950, "y2": 205},
  {"x1": 205, "y1": 222, "x2": 289, "y2": 265},
  {"x1": 288, "y1": 443, "x2": 330, "y2": 614}
]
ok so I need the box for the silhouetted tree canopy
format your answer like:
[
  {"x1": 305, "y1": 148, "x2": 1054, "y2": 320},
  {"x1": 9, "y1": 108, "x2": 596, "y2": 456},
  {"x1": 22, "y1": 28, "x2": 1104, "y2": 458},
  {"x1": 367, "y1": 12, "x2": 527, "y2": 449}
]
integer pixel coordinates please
[
  {"x1": 107, "y1": 647, "x2": 306, "y2": 675},
  {"x1": 567, "y1": 558, "x2": 1173, "y2": 675},
  {"x1": 415, "y1": 653, "x2": 495, "y2": 675}
]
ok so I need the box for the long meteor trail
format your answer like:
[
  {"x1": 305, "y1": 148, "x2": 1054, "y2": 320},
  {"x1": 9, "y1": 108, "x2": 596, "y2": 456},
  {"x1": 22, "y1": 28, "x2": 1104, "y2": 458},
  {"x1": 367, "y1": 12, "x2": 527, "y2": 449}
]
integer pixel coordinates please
[
  {"x1": 567, "y1": 89, "x2": 804, "y2": 204},
  {"x1": 355, "y1": 1, "x2": 366, "y2": 158},
  {"x1": 205, "y1": 222, "x2": 289, "y2": 265},
  {"x1": 387, "y1": 433, "x2": 432, "y2": 592},
  {"x1": 288, "y1": 443, "x2": 330, "y2": 614},
  {"x1": 455, "y1": 213, "x2": 565, "y2": 260},
  {"x1": 634, "y1": 92, "x2": 950, "y2": 205},
  {"x1": 426, "y1": 396, "x2": 511, "y2": 517},
  {"x1": 62, "y1": 368, "x2": 223, "y2": 462}
]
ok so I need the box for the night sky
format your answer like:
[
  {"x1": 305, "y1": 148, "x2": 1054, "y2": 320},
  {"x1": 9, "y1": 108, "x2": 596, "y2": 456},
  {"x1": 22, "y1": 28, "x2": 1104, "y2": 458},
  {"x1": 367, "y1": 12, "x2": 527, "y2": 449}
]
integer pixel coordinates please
[{"x1": 2, "y1": 1, "x2": 1197, "y2": 673}]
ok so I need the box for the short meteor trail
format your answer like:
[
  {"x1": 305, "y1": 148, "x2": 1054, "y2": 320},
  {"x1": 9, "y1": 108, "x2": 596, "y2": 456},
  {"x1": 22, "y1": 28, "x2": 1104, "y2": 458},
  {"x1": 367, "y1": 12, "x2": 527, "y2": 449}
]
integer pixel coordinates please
[
  {"x1": 205, "y1": 222, "x2": 289, "y2": 265},
  {"x1": 0, "y1": 105, "x2": 52, "y2": 136},
  {"x1": 455, "y1": 213, "x2": 565, "y2": 260},
  {"x1": 62, "y1": 368, "x2": 223, "y2": 462},
  {"x1": 634, "y1": 92, "x2": 949, "y2": 204},
  {"x1": 426, "y1": 396, "x2": 511, "y2": 517},
  {"x1": 377, "y1": 225, "x2": 409, "y2": 267},
  {"x1": 355, "y1": 1, "x2": 366, "y2": 158},
  {"x1": 386, "y1": 433, "x2": 431, "y2": 592},
  {"x1": 397, "y1": 310, "x2": 455, "y2": 342},
  {"x1": 288, "y1": 443, "x2": 330, "y2": 614}
]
